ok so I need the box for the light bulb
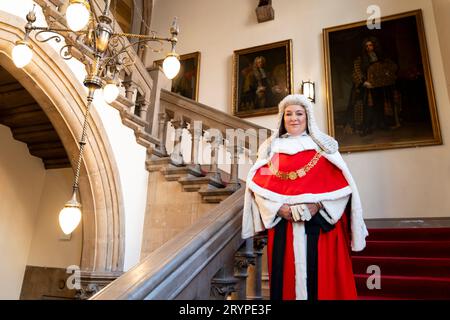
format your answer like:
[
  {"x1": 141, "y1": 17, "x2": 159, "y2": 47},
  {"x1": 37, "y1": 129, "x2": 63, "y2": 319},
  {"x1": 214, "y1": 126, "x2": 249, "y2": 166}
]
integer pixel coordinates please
[
  {"x1": 303, "y1": 81, "x2": 315, "y2": 102},
  {"x1": 162, "y1": 54, "x2": 180, "y2": 80},
  {"x1": 103, "y1": 83, "x2": 119, "y2": 103},
  {"x1": 59, "y1": 205, "x2": 81, "y2": 235},
  {"x1": 66, "y1": 2, "x2": 90, "y2": 32},
  {"x1": 59, "y1": 193, "x2": 82, "y2": 235},
  {"x1": 12, "y1": 42, "x2": 33, "y2": 68}
]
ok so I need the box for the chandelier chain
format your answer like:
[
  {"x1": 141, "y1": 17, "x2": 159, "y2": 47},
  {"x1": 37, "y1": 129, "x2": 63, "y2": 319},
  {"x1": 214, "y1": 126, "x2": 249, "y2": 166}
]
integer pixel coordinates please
[{"x1": 73, "y1": 96, "x2": 93, "y2": 190}]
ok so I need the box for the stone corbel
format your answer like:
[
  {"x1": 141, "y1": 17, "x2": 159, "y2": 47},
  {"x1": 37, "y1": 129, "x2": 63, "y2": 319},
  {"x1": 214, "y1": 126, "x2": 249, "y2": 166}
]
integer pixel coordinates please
[
  {"x1": 75, "y1": 270, "x2": 123, "y2": 300},
  {"x1": 210, "y1": 278, "x2": 237, "y2": 300}
]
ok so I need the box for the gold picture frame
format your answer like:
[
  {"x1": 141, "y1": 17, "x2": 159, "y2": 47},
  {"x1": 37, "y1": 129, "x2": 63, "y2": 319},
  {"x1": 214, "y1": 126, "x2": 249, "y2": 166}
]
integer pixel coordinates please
[
  {"x1": 154, "y1": 51, "x2": 201, "y2": 101},
  {"x1": 232, "y1": 39, "x2": 293, "y2": 118},
  {"x1": 323, "y1": 9, "x2": 442, "y2": 152}
]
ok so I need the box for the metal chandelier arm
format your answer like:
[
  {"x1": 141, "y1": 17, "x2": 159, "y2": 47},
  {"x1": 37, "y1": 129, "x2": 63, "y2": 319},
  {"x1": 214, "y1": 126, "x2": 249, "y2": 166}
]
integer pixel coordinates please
[
  {"x1": 12, "y1": 1, "x2": 181, "y2": 235},
  {"x1": 99, "y1": 38, "x2": 163, "y2": 70},
  {"x1": 28, "y1": 25, "x2": 88, "y2": 35}
]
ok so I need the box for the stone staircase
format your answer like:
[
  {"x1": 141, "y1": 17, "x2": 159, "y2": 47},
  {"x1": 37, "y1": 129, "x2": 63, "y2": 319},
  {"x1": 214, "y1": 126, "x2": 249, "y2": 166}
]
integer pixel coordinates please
[
  {"x1": 141, "y1": 156, "x2": 237, "y2": 256},
  {"x1": 90, "y1": 83, "x2": 272, "y2": 299}
]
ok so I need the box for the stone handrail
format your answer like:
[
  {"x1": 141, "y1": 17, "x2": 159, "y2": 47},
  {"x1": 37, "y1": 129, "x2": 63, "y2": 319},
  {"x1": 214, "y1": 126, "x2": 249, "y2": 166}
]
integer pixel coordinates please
[
  {"x1": 161, "y1": 89, "x2": 269, "y2": 134},
  {"x1": 90, "y1": 188, "x2": 247, "y2": 300},
  {"x1": 158, "y1": 89, "x2": 271, "y2": 151}
]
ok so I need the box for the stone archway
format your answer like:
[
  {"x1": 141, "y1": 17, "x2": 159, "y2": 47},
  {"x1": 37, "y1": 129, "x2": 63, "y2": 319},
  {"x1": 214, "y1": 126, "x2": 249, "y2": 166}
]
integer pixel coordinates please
[{"x1": 0, "y1": 11, "x2": 125, "y2": 273}]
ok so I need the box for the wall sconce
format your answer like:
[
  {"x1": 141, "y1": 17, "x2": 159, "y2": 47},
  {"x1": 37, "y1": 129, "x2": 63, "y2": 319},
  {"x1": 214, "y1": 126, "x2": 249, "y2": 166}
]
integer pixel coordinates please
[
  {"x1": 301, "y1": 80, "x2": 315, "y2": 103},
  {"x1": 255, "y1": 0, "x2": 274, "y2": 23}
]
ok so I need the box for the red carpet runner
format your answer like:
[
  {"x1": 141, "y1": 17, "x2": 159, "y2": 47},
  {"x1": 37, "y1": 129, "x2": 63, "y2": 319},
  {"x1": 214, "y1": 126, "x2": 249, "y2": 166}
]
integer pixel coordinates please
[{"x1": 352, "y1": 227, "x2": 450, "y2": 300}]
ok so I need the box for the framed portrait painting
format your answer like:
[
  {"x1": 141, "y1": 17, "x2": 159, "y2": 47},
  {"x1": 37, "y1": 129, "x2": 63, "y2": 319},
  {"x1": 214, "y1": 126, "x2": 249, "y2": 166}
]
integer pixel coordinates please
[
  {"x1": 154, "y1": 51, "x2": 201, "y2": 101},
  {"x1": 232, "y1": 39, "x2": 293, "y2": 118},
  {"x1": 323, "y1": 10, "x2": 442, "y2": 152}
]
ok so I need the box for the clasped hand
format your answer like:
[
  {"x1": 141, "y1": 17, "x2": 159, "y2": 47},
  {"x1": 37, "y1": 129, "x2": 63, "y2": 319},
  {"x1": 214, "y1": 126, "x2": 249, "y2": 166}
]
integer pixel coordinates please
[{"x1": 277, "y1": 203, "x2": 320, "y2": 221}]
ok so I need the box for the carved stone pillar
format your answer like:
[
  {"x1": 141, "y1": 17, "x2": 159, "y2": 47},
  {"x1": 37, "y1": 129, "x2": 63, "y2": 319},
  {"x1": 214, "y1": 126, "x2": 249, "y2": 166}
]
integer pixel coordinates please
[
  {"x1": 230, "y1": 239, "x2": 255, "y2": 300},
  {"x1": 247, "y1": 233, "x2": 268, "y2": 300},
  {"x1": 136, "y1": 96, "x2": 150, "y2": 121},
  {"x1": 122, "y1": 77, "x2": 137, "y2": 113},
  {"x1": 206, "y1": 133, "x2": 223, "y2": 186},
  {"x1": 249, "y1": 151, "x2": 258, "y2": 165},
  {"x1": 148, "y1": 66, "x2": 172, "y2": 137},
  {"x1": 210, "y1": 265, "x2": 238, "y2": 300},
  {"x1": 170, "y1": 118, "x2": 186, "y2": 166},
  {"x1": 226, "y1": 144, "x2": 243, "y2": 191},
  {"x1": 153, "y1": 112, "x2": 168, "y2": 157},
  {"x1": 188, "y1": 122, "x2": 204, "y2": 177}
]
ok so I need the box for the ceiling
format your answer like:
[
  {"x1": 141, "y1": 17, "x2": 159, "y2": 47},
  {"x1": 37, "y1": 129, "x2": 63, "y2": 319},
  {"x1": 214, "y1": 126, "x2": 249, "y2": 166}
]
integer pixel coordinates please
[
  {"x1": 0, "y1": 65, "x2": 71, "y2": 169},
  {"x1": 110, "y1": 0, "x2": 133, "y2": 33}
]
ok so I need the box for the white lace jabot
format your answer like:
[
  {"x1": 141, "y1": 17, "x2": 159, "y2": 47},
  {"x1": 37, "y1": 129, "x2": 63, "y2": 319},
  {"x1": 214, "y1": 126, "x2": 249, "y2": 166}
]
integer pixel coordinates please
[{"x1": 271, "y1": 132, "x2": 319, "y2": 155}]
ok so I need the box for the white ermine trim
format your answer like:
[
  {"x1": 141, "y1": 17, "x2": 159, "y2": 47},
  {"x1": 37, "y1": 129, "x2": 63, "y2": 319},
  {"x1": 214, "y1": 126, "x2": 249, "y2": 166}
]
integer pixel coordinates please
[
  {"x1": 243, "y1": 134, "x2": 369, "y2": 251},
  {"x1": 271, "y1": 135, "x2": 318, "y2": 155},
  {"x1": 254, "y1": 194, "x2": 283, "y2": 229},
  {"x1": 242, "y1": 187, "x2": 267, "y2": 238},
  {"x1": 319, "y1": 209, "x2": 334, "y2": 225},
  {"x1": 247, "y1": 179, "x2": 353, "y2": 205},
  {"x1": 320, "y1": 195, "x2": 350, "y2": 225},
  {"x1": 292, "y1": 222, "x2": 308, "y2": 300}
]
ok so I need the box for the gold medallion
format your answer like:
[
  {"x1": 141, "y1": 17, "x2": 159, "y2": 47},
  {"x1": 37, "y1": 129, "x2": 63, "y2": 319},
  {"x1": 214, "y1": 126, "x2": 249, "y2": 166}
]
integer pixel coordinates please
[{"x1": 297, "y1": 168, "x2": 306, "y2": 177}]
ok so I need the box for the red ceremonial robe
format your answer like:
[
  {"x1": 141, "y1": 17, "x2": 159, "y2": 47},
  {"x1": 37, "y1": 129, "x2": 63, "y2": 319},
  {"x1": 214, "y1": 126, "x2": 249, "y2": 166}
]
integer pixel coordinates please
[{"x1": 252, "y1": 150, "x2": 358, "y2": 300}]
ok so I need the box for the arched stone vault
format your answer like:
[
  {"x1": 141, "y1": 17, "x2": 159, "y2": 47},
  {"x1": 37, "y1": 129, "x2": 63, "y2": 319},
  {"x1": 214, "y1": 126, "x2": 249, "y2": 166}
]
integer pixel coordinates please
[{"x1": 0, "y1": 11, "x2": 125, "y2": 272}]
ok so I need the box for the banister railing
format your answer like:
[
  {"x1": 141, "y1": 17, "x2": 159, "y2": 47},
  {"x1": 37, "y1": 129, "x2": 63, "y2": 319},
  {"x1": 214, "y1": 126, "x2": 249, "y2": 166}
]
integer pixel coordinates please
[
  {"x1": 31, "y1": 1, "x2": 272, "y2": 300},
  {"x1": 90, "y1": 85, "x2": 272, "y2": 300},
  {"x1": 149, "y1": 87, "x2": 272, "y2": 188},
  {"x1": 91, "y1": 188, "x2": 249, "y2": 299}
]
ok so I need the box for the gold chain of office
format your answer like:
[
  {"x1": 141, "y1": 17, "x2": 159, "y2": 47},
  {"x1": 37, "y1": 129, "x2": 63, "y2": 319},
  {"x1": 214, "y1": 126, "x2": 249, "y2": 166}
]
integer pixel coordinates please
[{"x1": 267, "y1": 152, "x2": 322, "y2": 180}]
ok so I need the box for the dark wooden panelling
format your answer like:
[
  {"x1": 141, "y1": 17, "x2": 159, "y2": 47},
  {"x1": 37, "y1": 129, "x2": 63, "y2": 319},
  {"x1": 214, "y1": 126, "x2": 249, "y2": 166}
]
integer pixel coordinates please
[
  {"x1": 0, "y1": 66, "x2": 70, "y2": 168},
  {"x1": 20, "y1": 265, "x2": 78, "y2": 300},
  {"x1": 0, "y1": 88, "x2": 35, "y2": 108},
  {"x1": 0, "y1": 110, "x2": 50, "y2": 127},
  {"x1": 0, "y1": 103, "x2": 41, "y2": 116}
]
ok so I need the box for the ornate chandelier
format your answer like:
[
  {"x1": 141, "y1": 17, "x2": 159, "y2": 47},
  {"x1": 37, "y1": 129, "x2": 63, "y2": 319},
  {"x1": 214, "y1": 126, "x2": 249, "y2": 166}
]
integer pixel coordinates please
[{"x1": 12, "y1": 0, "x2": 181, "y2": 234}]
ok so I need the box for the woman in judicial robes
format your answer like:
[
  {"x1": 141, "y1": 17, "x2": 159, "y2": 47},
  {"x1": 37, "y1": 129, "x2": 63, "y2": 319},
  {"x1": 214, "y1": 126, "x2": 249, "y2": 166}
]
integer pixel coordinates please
[{"x1": 242, "y1": 94, "x2": 368, "y2": 300}]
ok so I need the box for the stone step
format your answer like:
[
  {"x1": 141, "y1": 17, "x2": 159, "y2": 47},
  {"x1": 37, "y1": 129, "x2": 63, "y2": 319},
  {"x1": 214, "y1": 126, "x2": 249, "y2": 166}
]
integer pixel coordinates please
[
  {"x1": 145, "y1": 156, "x2": 171, "y2": 172},
  {"x1": 163, "y1": 165, "x2": 190, "y2": 181},
  {"x1": 198, "y1": 186, "x2": 237, "y2": 203},
  {"x1": 178, "y1": 175, "x2": 211, "y2": 192}
]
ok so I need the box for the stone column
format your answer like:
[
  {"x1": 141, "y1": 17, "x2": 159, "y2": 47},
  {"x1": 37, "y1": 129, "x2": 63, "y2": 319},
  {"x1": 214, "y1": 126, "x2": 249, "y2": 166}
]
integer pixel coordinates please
[
  {"x1": 247, "y1": 234, "x2": 267, "y2": 300},
  {"x1": 231, "y1": 239, "x2": 255, "y2": 300},
  {"x1": 136, "y1": 96, "x2": 149, "y2": 121},
  {"x1": 148, "y1": 66, "x2": 172, "y2": 137},
  {"x1": 210, "y1": 264, "x2": 238, "y2": 300},
  {"x1": 188, "y1": 122, "x2": 204, "y2": 177},
  {"x1": 154, "y1": 112, "x2": 168, "y2": 157},
  {"x1": 170, "y1": 118, "x2": 186, "y2": 166},
  {"x1": 122, "y1": 76, "x2": 137, "y2": 113},
  {"x1": 206, "y1": 133, "x2": 223, "y2": 186},
  {"x1": 226, "y1": 144, "x2": 243, "y2": 191}
]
